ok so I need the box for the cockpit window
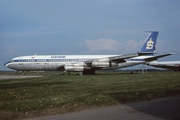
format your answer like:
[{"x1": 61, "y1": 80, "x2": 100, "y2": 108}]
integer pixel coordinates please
[{"x1": 10, "y1": 60, "x2": 13, "y2": 62}]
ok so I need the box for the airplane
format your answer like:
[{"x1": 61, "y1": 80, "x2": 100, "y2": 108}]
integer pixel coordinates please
[
  {"x1": 146, "y1": 61, "x2": 180, "y2": 71},
  {"x1": 4, "y1": 31, "x2": 173, "y2": 75}
]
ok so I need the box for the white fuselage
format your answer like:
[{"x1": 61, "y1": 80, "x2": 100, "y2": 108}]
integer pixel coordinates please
[
  {"x1": 4, "y1": 55, "x2": 117, "y2": 71},
  {"x1": 4, "y1": 54, "x2": 150, "y2": 71}
]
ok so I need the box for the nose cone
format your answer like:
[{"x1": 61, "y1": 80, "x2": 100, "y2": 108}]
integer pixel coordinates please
[{"x1": 4, "y1": 61, "x2": 10, "y2": 67}]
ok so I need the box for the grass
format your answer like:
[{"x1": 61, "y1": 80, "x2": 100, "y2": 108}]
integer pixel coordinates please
[{"x1": 0, "y1": 71, "x2": 180, "y2": 119}]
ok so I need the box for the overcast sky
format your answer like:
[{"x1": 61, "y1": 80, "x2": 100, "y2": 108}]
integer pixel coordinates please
[{"x1": 0, "y1": 0, "x2": 180, "y2": 70}]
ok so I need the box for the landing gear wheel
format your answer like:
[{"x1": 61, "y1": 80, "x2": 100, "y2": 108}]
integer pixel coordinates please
[{"x1": 21, "y1": 72, "x2": 25, "y2": 76}]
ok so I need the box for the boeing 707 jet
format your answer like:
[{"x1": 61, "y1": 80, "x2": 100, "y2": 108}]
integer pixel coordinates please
[{"x1": 4, "y1": 31, "x2": 173, "y2": 75}]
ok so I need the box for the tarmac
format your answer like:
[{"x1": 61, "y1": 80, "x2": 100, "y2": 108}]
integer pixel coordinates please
[
  {"x1": 26, "y1": 96, "x2": 180, "y2": 120},
  {"x1": 0, "y1": 75, "x2": 43, "y2": 80}
]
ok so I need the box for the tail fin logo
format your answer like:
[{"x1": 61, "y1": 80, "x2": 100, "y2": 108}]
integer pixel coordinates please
[{"x1": 146, "y1": 38, "x2": 154, "y2": 50}]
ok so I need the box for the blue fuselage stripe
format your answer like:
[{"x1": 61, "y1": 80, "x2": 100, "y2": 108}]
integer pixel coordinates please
[{"x1": 6, "y1": 59, "x2": 93, "y2": 64}]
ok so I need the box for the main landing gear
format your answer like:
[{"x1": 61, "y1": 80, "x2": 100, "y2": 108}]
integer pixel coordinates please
[{"x1": 19, "y1": 71, "x2": 25, "y2": 76}]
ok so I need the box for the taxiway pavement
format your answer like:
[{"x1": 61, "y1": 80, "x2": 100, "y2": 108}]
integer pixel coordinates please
[
  {"x1": 0, "y1": 75, "x2": 42, "y2": 80},
  {"x1": 27, "y1": 96, "x2": 180, "y2": 120}
]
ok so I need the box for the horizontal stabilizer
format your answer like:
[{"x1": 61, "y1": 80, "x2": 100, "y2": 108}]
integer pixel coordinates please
[
  {"x1": 144, "y1": 53, "x2": 174, "y2": 62},
  {"x1": 138, "y1": 52, "x2": 157, "y2": 55}
]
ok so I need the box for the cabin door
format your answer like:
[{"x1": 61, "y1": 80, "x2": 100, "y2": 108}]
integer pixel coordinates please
[{"x1": 19, "y1": 57, "x2": 24, "y2": 70}]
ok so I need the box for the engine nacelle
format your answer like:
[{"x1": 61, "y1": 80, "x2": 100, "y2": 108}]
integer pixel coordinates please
[
  {"x1": 64, "y1": 66, "x2": 84, "y2": 72},
  {"x1": 91, "y1": 62, "x2": 118, "y2": 68}
]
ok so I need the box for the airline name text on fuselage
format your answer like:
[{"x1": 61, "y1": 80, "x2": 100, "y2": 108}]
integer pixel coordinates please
[{"x1": 51, "y1": 56, "x2": 66, "y2": 58}]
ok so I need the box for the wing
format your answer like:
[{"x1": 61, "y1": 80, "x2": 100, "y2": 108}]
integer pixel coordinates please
[
  {"x1": 85, "y1": 53, "x2": 152, "y2": 68},
  {"x1": 56, "y1": 53, "x2": 155, "y2": 72},
  {"x1": 57, "y1": 53, "x2": 143, "y2": 71}
]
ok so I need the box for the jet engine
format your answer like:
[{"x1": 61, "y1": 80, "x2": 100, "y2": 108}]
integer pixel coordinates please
[
  {"x1": 91, "y1": 62, "x2": 118, "y2": 68},
  {"x1": 64, "y1": 66, "x2": 84, "y2": 72}
]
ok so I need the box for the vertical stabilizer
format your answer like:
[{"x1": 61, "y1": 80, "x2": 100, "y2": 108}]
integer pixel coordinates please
[{"x1": 138, "y1": 31, "x2": 158, "y2": 54}]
